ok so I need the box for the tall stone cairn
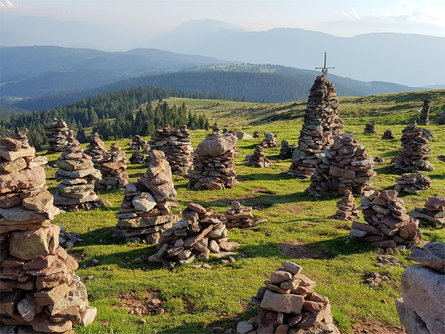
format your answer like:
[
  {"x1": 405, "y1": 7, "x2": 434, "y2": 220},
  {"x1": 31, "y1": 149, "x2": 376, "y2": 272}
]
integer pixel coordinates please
[
  {"x1": 95, "y1": 143, "x2": 129, "y2": 190},
  {"x1": 279, "y1": 140, "x2": 296, "y2": 159},
  {"x1": 149, "y1": 125, "x2": 193, "y2": 175},
  {"x1": 363, "y1": 121, "x2": 377, "y2": 134},
  {"x1": 350, "y1": 190, "x2": 421, "y2": 250},
  {"x1": 0, "y1": 137, "x2": 96, "y2": 332},
  {"x1": 418, "y1": 99, "x2": 431, "y2": 125},
  {"x1": 329, "y1": 190, "x2": 360, "y2": 221},
  {"x1": 250, "y1": 262, "x2": 339, "y2": 334},
  {"x1": 409, "y1": 196, "x2": 445, "y2": 226},
  {"x1": 393, "y1": 121, "x2": 434, "y2": 173},
  {"x1": 381, "y1": 129, "x2": 395, "y2": 140},
  {"x1": 54, "y1": 140, "x2": 103, "y2": 211},
  {"x1": 394, "y1": 173, "x2": 431, "y2": 194},
  {"x1": 44, "y1": 118, "x2": 70, "y2": 154},
  {"x1": 148, "y1": 203, "x2": 237, "y2": 264},
  {"x1": 247, "y1": 144, "x2": 271, "y2": 168},
  {"x1": 7, "y1": 128, "x2": 30, "y2": 147},
  {"x1": 115, "y1": 150, "x2": 179, "y2": 244},
  {"x1": 307, "y1": 132, "x2": 375, "y2": 196},
  {"x1": 289, "y1": 75, "x2": 344, "y2": 178},
  {"x1": 84, "y1": 132, "x2": 107, "y2": 169},
  {"x1": 396, "y1": 242, "x2": 445, "y2": 334},
  {"x1": 187, "y1": 129, "x2": 238, "y2": 190}
]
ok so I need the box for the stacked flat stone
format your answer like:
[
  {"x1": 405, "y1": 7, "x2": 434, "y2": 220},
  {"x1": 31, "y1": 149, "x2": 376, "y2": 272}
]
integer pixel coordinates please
[
  {"x1": 130, "y1": 149, "x2": 146, "y2": 165},
  {"x1": 114, "y1": 150, "x2": 179, "y2": 244},
  {"x1": 148, "y1": 203, "x2": 236, "y2": 264},
  {"x1": 95, "y1": 143, "x2": 129, "y2": 190},
  {"x1": 129, "y1": 135, "x2": 149, "y2": 152},
  {"x1": 289, "y1": 75, "x2": 344, "y2": 179},
  {"x1": 224, "y1": 201, "x2": 264, "y2": 228},
  {"x1": 329, "y1": 190, "x2": 360, "y2": 221},
  {"x1": 394, "y1": 173, "x2": 431, "y2": 194},
  {"x1": 262, "y1": 132, "x2": 278, "y2": 148},
  {"x1": 363, "y1": 121, "x2": 376, "y2": 134},
  {"x1": 149, "y1": 125, "x2": 193, "y2": 175},
  {"x1": 0, "y1": 137, "x2": 96, "y2": 332},
  {"x1": 350, "y1": 190, "x2": 421, "y2": 249},
  {"x1": 247, "y1": 144, "x2": 270, "y2": 168},
  {"x1": 54, "y1": 140, "x2": 102, "y2": 211},
  {"x1": 44, "y1": 118, "x2": 70, "y2": 154},
  {"x1": 7, "y1": 128, "x2": 30, "y2": 148},
  {"x1": 418, "y1": 99, "x2": 431, "y2": 125},
  {"x1": 84, "y1": 132, "x2": 107, "y2": 169},
  {"x1": 279, "y1": 140, "x2": 296, "y2": 159},
  {"x1": 381, "y1": 129, "x2": 395, "y2": 140},
  {"x1": 250, "y1": 262, "x2": 339, "y2": 334},
  {"x1": 393, "y1": 121, "x2": 434, "y2": 173},
  {"x1": 409, "y1": 196, "x2": 445, "y2": 226},
  {"x1": 396, "y1": 242, "x2": 444, "y2": 334},
  {"x1": 187, "y1": 130, "x2": 238, "y2": 190},
  {"x1": 253, "y1": 131, "x2": 261, "y2": 138},
  {"x1": 308, "y1": 132, "x2": 375, "y2": 196}
]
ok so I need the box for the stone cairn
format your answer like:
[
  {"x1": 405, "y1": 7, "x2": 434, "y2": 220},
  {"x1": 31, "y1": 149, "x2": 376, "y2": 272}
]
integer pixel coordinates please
[
  {"x1": 262, "y1": 132, "x2": 278, "y2": 148},
  {"x1": 250, "y1": 262, "x2": 339, "y2": 334},
  {"x1": 396, "y1": 242, "x2": 444, "y2": 334},
  {"x1": 381, "y1": 129, "x2": 395, "y2": 140},
  {"x1": 187, "y1": 129, "x2": 238, "y2": 190},
  {"x1": 224, "y1": 201, "x2": 265, "y2": 228},
  {"x1": 44, "y1": 118, "x2": 70, "y2": 154},
  {"x1": 95, "y1": 143, "x2": 129, "y2": 190},
  {"x1": 0, "y1": 137, "x2": 96, "y2": 332},
  {"x1": 114, "y1": 150, "x2": 179, "y2": 244},
  {"x1": 84, "y1": 132, "x2": 107, "y2": 169},
  {"x1": 247, "y1": 144, "x2": 271, "y2": 168},
  {"x1": 350, "y1": 190, "x2": 421, "y2": 250},
  {"x1": 394, "y1": 173, "x2": 431, "y2": 194},
  {"x1": 129, "y1": 135, "x2": 150, "y2": 165},
  {"x1": 149, "y1": 125, "x2": 194, "y2": 176},
  {"x1": 7, "y1": 128, "x2": 30, "y2": 148},
  {"x1": 329, "y1": 190, "x2": 360, "y2": 221},
  {"x1": 129, "y1": 149, "x2": 146, "y2": 165},
  {"x1": 363, "y1": 121, "x2": 376, "y2": 134},
  {"x1": 54, "y1": 140, "x2": 102, "y2": 211},
  {"x1": 289, "y1": 75, "x2": 344, "y2": 179},
  {"x1": 279, "y1": 140, "x2": 296, "y2": 159},
  {"x1": 308, "y1": 132, "x2": 375, "y2": 196},
  {"x1": 393, "y1": 121, "x2": 434, "y2": 173},
  {"x1": 418, "y1": 98, "x2": 431, "y2": 125},
  {"x1": 409, "y1": 196, "x2": 445, "y2": 226},
  {"x1": 253, "y1": 131, "x2": 261, "y2": 138},
  {"x1": 148, "y1": 203, "x2": 236, "y2": 264}
]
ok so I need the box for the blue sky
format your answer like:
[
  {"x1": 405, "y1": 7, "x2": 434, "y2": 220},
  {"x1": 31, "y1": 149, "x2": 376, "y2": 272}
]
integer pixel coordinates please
[{"x1": 1, "y1": 0, "x2": 445, "y2": 36}]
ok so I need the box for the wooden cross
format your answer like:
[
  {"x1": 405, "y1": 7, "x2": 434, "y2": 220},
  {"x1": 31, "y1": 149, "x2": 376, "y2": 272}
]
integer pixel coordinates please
[{"x1": 315, "y1": 52, "x2": 334, "y2": 76}]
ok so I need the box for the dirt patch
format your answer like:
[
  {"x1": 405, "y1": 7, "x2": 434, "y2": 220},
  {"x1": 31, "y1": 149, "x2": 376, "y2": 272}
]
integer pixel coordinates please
[
  {"x1": 116, "y1": 289, "x2": 166, "y2": 316},
  {"x1": 350, "y1": 320, "x2": 406, "y2": 334},
  {"x1": 279, "y1": 242, "x2": 331, "y2": 259},
  {"x1": 286, "y1": 204, "x2": 304, "y2": 214}
]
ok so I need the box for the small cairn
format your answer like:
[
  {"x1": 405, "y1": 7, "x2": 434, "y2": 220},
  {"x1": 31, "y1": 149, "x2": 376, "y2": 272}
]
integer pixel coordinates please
[
  {"x1": 114, "y1": 150, "x2": 179, "y2": 244},
  {"x1": 95, "y1": 143, "x2": 129, "y2": 190},
  {"x1": 7, "y1": 127, "x2": 30, "y2": 147},
  {"x1": 0, "y1": 137, "x2": 96, "y2": 332},
  {"x1": 84, "y1": 132, "x2": 107, "y2": 169},
  {"x1": 381, "y1": 129, "x2": 395, "y2": 140},
  {"x1": 149, "y1": 125, "x2": 194, "y2": 175},
  {"x1": 363, "y1": 121, "x2": 377, "y2": 134},
  {"x1": 409, "y1": 196, "x2": 445, "y2": 226},
  {"x1": 329, "y1": 190, "x2": 360, "y2": 221},
  {"x1": 54, "y1": 139, "x2": 102, "y2": 211},
  {"x1": 187, "y1": 129, "x2": 238, "y2": 190},
  {"x1": 250, "y1": 262, "x2": 339, "y2": 334},
  {"x1": 308, "y1": 132, "x2": 376, "y2": 196},
  {"x1": 418, "y1": 98, "x2": 431, "y2": 125},
  {"x1": 247, "y1": 144, "x2": 271, "y2": 168},
  {"x1": 44, "y1": 118, "x2": 70, "y2": 153},
  {"x1": 350, "y1": 190, "x2": 421, "y2": 250},
  {"x1": 394, "y1": 173, "x2": 431, "y2": 194},
  {"x1": 279, "y1": 140, "x2": 296, "y2": 159},
  {"x1": 148, "y1": 203, "x2": 237, "y2": 264},
  {"x1": 224, "y1": 201, "x2": 264, "y2": 228},
  {"x1": 129, "y1": 149, "x2": 146, "y2": 165},
  {"x1": 253, "y1": 131, "x2": 261, "y2": 138},
  {"x1": 262, "y1": 132, "x2": 278, "y2": 148},
  {"x1": 129, "y1": 135, "x2": 149, "y2": 151},
  {"x1": 393, "y1": 121, "x2": 434, "y2": 173}
]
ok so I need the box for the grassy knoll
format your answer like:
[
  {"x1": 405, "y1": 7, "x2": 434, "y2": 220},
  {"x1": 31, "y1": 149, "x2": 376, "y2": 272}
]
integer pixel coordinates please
[{"x1": 41, "y1": 90, "x2": 444, "y2": 333}]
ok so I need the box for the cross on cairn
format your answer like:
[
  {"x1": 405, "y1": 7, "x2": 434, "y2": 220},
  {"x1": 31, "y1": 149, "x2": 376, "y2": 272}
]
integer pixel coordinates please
[{"x1": 315, "y1": 52, "x2": 334, "y2": 76}]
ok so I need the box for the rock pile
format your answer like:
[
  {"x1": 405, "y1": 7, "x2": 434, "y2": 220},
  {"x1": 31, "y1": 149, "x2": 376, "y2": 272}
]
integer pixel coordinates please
[
  {"x1": 253, "y1": 131, "x2": 261, "y2": 138},
  {"x1": 350, "y1": 190, "x2": 421, "y2": 249},
  {"x1": 0, "y1": 137, "x2": 96, "y2": 332},
  {"x1": 54, "y1": 139, "x2": 103, "y2": 211},
  {"x1": 224, "y1": 201, "x2": 264, "y2": 228},
  {"x1": 187, "y1": 131, "x2": 238, "y2": 190},
  {"x1": 409, "y1": 196, "x2": 445, "y2": 226},
  {"x1": 308, "y1": 132, "x2": 375, "y2": 196},
  {"x1": 363, "y1": 121, "x2": 377, "y2": 134},
  {"x1": 250, "y1": 262, "x2": 339, "y2": 334},
  {"x1": 396, "y1": 242, "x2": 445, "y2": 334},
  {"x1": 148, "y1": 203, "x2": 237, "y2": 264},
  {"x1": 262, "y1": 132, "x2": 278, "y2": 148},
  {"x1": 7, "y1": 128, "x2": 30, "y2": 148},
  {"x1": 130, "y1": 149, "x2": 146, "y2": 165},
  {"x1": 95, "y1": 143, "x2": 129, "y2": 190},
  {"x1": 149, "y1": 125, "x2": 194, "y2": 175},
  {"x1": 288, "y1": 75, "x2": 344, "y2": 178},
  {"x1": 394, "y1": 173, "x2": 431, "y2": 194},
  {"x1": 84, "y1": 132, "x2": 107, "y2": 169},
  {"x1": 381, "y1": 129, "x2": 395, "y2": 140},
  {"x1": 114, "y1": 150, "x2": 179, "y2": 244},
  {"x1": 129, "y1": 135, "x2": 149, "y2": 152},
  {"x1": 418, "y1": 99, "x2": 431, "y2": 125},
  {"x1": 329, "y1": 190, "x2": 360, "y2": 221},
  {"x1": 279, "y1": 140, "x2": 296, "y2": 159},
  {"x1": 393, "y1": 121, "x2": 434, "y2": 173},
  {"x1": 247, "y1": 144, "x2": 271, "y2": 168},
  {"x1": 44, "y1": 118, "x2": 70, "y2": 154}
]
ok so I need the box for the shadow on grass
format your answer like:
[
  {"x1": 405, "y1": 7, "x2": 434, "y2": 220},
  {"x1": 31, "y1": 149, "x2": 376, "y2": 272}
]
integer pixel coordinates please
[
  {"x1": 374, "y1": 165, "x2": 396, "y2": 175},
  {"x1": 242, "y1": 171, "x2": 295, "y2": 181},
  {"x1": 79, "y1": 226, "x2": 121, "y2": 246}
]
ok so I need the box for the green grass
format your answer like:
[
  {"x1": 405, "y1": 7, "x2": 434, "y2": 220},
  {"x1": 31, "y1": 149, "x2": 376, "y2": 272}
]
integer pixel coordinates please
[{"x1": 40, "y1": 90, "x2": 445, "y2": 333}]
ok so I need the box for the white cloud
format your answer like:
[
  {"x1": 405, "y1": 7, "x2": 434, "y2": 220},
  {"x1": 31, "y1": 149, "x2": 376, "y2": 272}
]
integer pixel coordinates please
[{"x1": 0, "y1": 0, "x2": 24, "y2": 9}]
